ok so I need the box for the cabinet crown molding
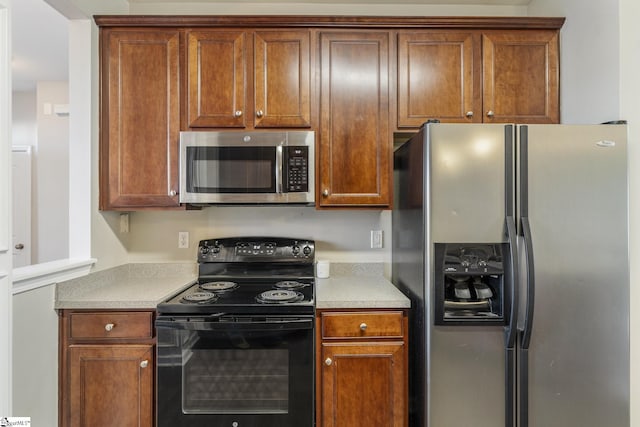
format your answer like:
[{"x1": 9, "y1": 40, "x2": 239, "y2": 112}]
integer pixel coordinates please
[{"x1": 94, "y1": 15, "x2": 565, "y2": 30}]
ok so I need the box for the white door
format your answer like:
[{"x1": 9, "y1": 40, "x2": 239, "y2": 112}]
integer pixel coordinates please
[
  {"x1": 0, "y1": 0, "x2": 13, "y2": 416},
  {"x1": 11, "y1": 146, "x2": 30, "y2": 267}
]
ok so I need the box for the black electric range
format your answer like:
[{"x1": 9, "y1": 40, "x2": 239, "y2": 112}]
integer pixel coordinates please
[{"x1": 156, "y1": 237, "x2": 316, "y2": 427}]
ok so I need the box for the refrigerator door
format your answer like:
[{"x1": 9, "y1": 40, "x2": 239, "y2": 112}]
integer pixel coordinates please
[
  {"x1": 519, "y1": 124, "x2": 629, "y2": 427},
  {"x1": 427, "y1": 124, "x2": 513, "y2": 427}
]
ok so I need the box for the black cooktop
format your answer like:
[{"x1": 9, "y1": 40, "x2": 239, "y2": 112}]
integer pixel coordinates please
[
  {"x1": 157, "y1": 237, "x2": 316, "y2": 315},
  {"x1": 157, "y1": 277, "x2": 315, "y2": 315}
]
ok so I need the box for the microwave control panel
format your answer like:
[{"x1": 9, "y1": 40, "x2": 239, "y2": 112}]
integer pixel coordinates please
[{"x1": 285, "y1": 146, "x2": 309, "y2": 192}]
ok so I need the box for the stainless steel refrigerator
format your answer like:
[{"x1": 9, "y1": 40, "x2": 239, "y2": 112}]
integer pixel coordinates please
[{"x1": 392, "y1": 123, "x2": 629, "y2": 427}]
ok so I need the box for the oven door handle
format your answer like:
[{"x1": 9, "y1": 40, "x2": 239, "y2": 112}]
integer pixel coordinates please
[{"x1": 155, "y1": 317, "x2": 314, "y2": 331}]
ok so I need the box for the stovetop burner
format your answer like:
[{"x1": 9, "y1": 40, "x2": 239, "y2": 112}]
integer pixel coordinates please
[
  {"x1": 274, "y1": 280, "x2": 309, "y2": 290},
  {"x1": 200, "y1": 281, "x2": 239, "y2": 292},
  {"x1": 181, "y1": 291, "x2": 219, "y2": 304},
  {"x1": 256, "y1": 289, "x2": 305, "y2": 304}
]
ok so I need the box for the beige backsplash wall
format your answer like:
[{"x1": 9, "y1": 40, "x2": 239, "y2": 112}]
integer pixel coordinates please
[{"x1": 118, "y1": 207, "x2": 392, "y2": 276}]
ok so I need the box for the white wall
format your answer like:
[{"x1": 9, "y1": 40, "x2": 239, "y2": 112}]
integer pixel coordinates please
[
  {"x1": 34, "y1": 81, "x2": 69, "y2": 263},
  {"x1": 528, "y1": 0, "x2": 620, "y2": 123},
  {"x1": 128, "y1": 2, "x2": 527, "y2": 16},
  {"x1": 12, "y1": 86, "x2": 71, "y2": 265},
  {"x1": 11, "y1": 91, "x2": 36, "y2": 146},
  {"x1": 11, "y1": 284, "x2": 58, "y2": 424}
]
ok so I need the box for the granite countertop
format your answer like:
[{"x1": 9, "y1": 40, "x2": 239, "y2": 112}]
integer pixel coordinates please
[
  {"x1": 55, "y1": 262, "x2": 410, "y2": 310},
  {"x1": 55, "y1": 263, "x2": 197, "y2": 310},
  {"x1": 315, "y1": 263, "x2": 411, "y2": 309}
]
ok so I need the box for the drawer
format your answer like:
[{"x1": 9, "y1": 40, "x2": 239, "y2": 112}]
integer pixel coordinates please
[
  {"x1": 321, "y1": 311, "x2": 404, "y2": 339},
  {"x1": 69, "y1": 311, "x2": 154, "y2": 340}
]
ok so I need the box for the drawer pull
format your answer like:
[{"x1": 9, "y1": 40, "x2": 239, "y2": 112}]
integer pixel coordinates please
[
  {"x1": 140, "y1": 360, "x2": 149, "y2": 369},
  {"x1": 325, "y1": 357, "x2": 333, "y2": 366},
  {"x1": 104, "y1": 323, "x2": 115, "y2": 332},
  {"x1": 359, "y1": 323, "x2": 368, "y2": 332}
]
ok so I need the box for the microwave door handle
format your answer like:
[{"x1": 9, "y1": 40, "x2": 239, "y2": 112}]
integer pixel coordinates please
[{"x1": 276, "y1": 145, "x2": 284, "y2": 193}]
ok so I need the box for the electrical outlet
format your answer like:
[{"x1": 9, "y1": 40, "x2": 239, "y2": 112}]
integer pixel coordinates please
[
  {"x1": 178, "y1": 231, "x2": 189, "y2": 249},
  {"x1": 119, "y1": 213, "x2": 129, "y2": 233},
  {"x1": 370, "y1": 230, "x2": 383, "y2": 249}
]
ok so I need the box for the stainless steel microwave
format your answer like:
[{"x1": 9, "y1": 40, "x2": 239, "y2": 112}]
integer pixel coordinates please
[{"x1": 179, "y1": 131, "x2": 315, "y2": 205}]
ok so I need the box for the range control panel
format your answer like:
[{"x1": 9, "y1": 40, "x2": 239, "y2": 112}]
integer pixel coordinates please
[{"x1": 198, "y1": 237, "x2": 315, "y2": 263}]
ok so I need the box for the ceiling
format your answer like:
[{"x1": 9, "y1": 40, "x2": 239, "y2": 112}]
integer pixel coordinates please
[{"x1": 11, "y1": 0, "x2": 68, "y2": 92}]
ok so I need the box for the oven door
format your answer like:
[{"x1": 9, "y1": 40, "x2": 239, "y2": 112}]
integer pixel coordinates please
[{"x1": 156, "y1": 315, "x2": 314, "y2": 427}]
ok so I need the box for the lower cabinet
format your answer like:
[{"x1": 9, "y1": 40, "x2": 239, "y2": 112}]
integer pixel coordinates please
[
  {"x1": 316, "y1": 310, "x2": 408, "y2": 427},
  {"x1": 59, "y1": 310, "x2": 155, "y2": 427}
]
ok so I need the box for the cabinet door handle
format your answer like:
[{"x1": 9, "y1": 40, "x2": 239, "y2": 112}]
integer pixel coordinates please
[
  {"x1": 104, "y1": 323, "x2": 115, "y2": 332},
  {"x1": 168, "y1": 190, "x2": 177, "y2": 197},
  {"x1": 234, "y1": 110, "x2": 243, "y2": 118},
  {"x1": 487, "y1": 110, "x2": 495, "y2": 118},
  {"x1": 256, "y1": 110, "x2": 264, "y2": 118},
  {"x1": 360, "y1": 323, "x2": 368, "y2": 332},
  {"x1": 466, "y1": 111, "x2": 474, "y2": 118},
  {"x1": 14, "y1": 243, "x2": 24, "y2": 250},
  {"x1": 325, "y1": 357, "x2": 333, "y2": 366},
  {"x1": 140, "y1": 360, "x2": 149, "y2": 369},
  {"x1": 322, "y1": 189, "x2": 329, "y2": 197}
]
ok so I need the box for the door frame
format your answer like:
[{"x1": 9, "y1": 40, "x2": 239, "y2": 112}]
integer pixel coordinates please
[{"x1": 0, "y1": 0, "x2": 13, "y2": 415}]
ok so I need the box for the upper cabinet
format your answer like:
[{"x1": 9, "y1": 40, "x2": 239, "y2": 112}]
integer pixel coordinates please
[
  {"x1": 99, "y1": 29, "x2": 181, "y2": 210},
  {"x1": 96, "y1": 16, "x2": 564, "y2": 211},
  {"x1": 396, "y1": 23, "x2": 562, "y2": 128},
  {"x1": 318, "y1": 31, "x2": 391, "y2": 208},
  {"x1": 185, "y1": 29, "x2": 311, "y2": 129},
  {"x1": 482, "y1": 29, "x2": 560, "y2": 124},
  {"x1": 397, "y1": 31, "x2": 482, "y2": 126}
]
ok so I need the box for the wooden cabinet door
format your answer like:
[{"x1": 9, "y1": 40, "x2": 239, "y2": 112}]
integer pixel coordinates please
[
  {"x1": 101, "y1": 30, "x2": 181, "y2": 209},
  {"x1": 397, "y1": 31, "x2": 481, "y2": 127},
  {"x1": 186, "y1": 30, "x2": 247, "y2": 128},
  {"x1": 254, "y1": 30, "x2": 311, "y2": 128},
  {"x1": 320, "y1": 342, "x2": 406, "y2": 427},
  {"x1": 68, "y1": 344, "x2": 154, "y2": 427},
  {"x1": 319, "y1": 32, "x2": 391, "y2": 207},
  {"x1": 482, "y1": 30, "x2": 560, "y2": 123}
]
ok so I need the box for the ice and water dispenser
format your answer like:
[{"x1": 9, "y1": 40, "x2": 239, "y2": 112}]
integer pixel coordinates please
[{"x1": 434, "y1": 243, "x2": 509, "y2": 325}]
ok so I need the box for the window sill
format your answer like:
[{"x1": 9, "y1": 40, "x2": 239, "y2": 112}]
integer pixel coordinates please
[{"x1": 12, "y1": 258, "x2": 96, "y2": 295}]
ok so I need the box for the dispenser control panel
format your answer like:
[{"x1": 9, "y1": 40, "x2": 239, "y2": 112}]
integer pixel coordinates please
[{"x1": 434, "y1": 243, "x2": 510, "y2": 326}]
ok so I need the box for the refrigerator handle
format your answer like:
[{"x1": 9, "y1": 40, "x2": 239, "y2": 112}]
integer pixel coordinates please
[
  {"x1": 504, "y1": 215, "x2": 518, "y2": 427},
  {"x1": 505, "y1": 216, "x2": 518, "y2": 347},
  {"x1": 520, "y1": 216, "x2": 535, "y2": 349},
  {"x1": 518, "y1": 216, "x2": 535, "y2": 427}
]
